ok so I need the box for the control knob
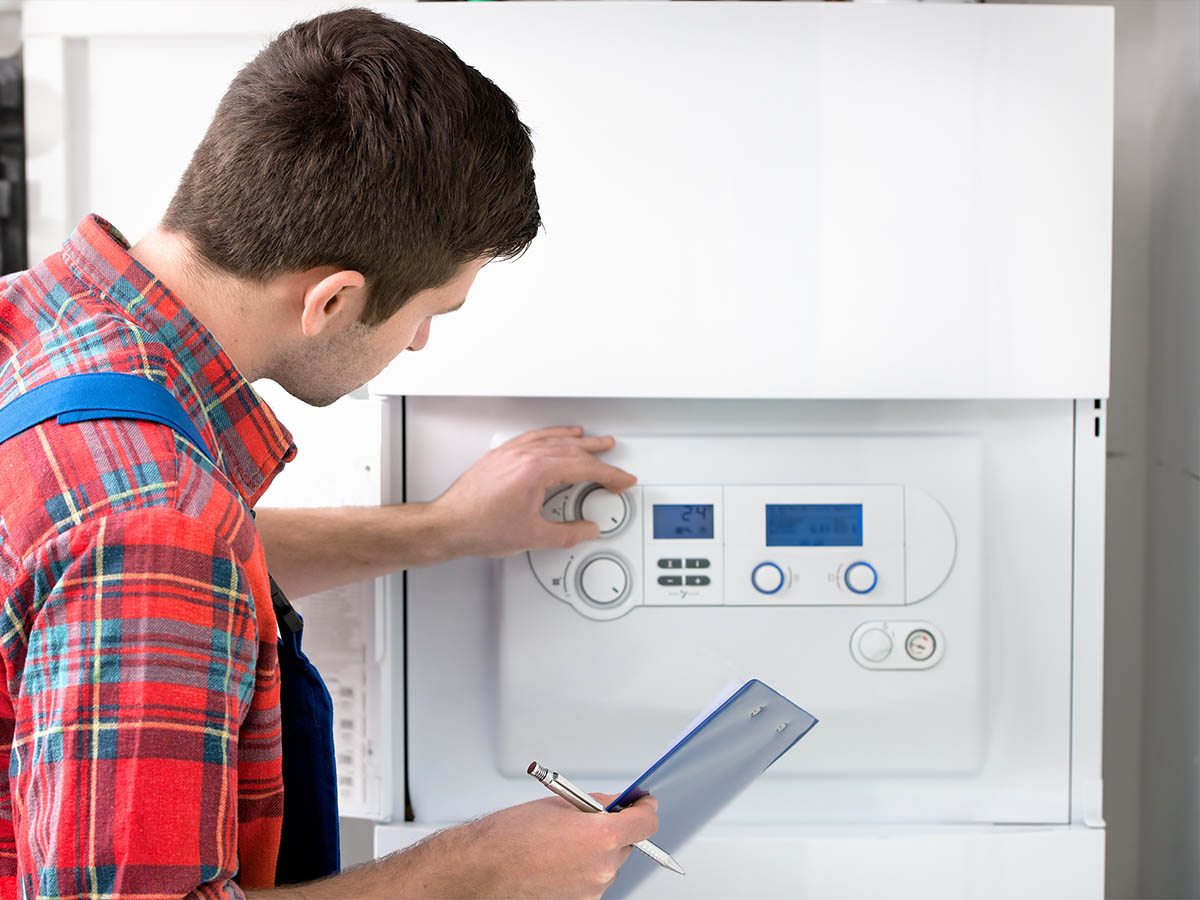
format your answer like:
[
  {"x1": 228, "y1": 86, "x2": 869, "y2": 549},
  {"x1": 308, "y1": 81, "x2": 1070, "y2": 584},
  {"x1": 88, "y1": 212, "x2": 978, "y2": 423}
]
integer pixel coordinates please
[
  {"x1": 578, "y1": 556, "x2": 629, "y2": 606},
  {"x1": 751, "y1": 562, "x2": 785, "y2": 595},
  {"x1": 844, "y1": 561, "x2": 878, "y2": 595},
  {"x1": 576, "y1": 484, "x2": 630, "y2": 536},
  {"x1": 856, "y1": 627, "x2": 893, "y2": 663}
]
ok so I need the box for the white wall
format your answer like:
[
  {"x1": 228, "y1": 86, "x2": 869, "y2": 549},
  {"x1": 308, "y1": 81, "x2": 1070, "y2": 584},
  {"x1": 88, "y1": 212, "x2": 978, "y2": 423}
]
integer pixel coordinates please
[
  {"x1": 1103, "y1": 2, "x2": 1154, "y2": 896},
  {"x1": 1051, "y1": 1, "x2": 1200, "y2": 896},
  {"x1": 1134, "y1": 1, "x2": 1200, "y2": 896}
]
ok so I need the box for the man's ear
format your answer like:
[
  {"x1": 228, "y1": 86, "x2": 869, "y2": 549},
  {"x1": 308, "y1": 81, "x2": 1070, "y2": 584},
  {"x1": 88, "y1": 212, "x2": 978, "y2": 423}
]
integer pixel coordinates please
[{"x1": 300, "y1": 269, "x2": 366, "y2": 338}]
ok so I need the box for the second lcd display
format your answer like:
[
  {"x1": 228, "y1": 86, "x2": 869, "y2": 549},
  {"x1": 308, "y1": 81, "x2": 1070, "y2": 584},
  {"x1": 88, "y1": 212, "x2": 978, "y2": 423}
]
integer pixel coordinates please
[{"x1": 766, "y1": 504, "x2": 863, "y2": 547}]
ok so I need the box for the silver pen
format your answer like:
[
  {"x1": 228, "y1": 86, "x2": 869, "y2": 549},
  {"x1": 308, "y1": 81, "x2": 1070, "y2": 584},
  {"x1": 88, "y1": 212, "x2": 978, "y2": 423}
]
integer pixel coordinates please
[{"x1": 527, "y1": 761, "x2": 685, "y2": 876}]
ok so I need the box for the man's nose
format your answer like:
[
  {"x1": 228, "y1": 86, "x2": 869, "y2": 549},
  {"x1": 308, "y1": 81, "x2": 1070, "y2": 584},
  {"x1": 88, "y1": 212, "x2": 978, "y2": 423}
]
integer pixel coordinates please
[{"x1": 408, "y1": 318, "x2": 432, "y2": 352}]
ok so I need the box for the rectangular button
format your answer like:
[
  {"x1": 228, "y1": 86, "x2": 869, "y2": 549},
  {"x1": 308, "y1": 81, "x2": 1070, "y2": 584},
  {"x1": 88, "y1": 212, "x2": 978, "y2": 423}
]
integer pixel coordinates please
[
  {"x1": 685, "y1": 575, "x2": 711, "y2": 586},
  {"x1": 657, "y1": 575, "x2": 683, "y2": 586},
  {"x1": 685, "y1": 558, "x2": 711, "y2": 569},
  {"x1": 658, "y1": 558, "x2": 683, "y2": 569}
]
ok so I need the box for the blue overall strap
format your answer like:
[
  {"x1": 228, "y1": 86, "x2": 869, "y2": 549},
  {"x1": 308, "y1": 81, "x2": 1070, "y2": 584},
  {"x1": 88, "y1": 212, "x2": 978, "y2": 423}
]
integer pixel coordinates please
[
  {"x1": 0, "y1": 372, "x2": 341, "y2": 884},
  {"x1": 274, "y1": 612, "x2": 342, "y2": 885},
  {"x1": 0, "y1": 372, "x2": 216, "y2": 464}
]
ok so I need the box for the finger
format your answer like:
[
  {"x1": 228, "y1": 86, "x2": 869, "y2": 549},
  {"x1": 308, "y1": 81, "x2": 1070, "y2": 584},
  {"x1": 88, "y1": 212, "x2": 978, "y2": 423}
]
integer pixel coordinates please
[
  {"x1": 534, "y1": 519, "x2": 601, "y2": 550},
  {"x1": 526, "y1": 435, "x2": 617, "y2": 455},
  {"x1": 540, "y1": 458, "x2": 638, "y2": 492},
  {"x1": 610, "y1": 800, "x2": 659, "y2": 844},
  {"x1": 506, "y1": 425, "x2": 584, "y2": 446},
  {"x1": 630, "y1": 794, "x2": 658, "y2": 813},
  {"x1": 590, "y1": 792, "x2": 619, "y2": 806}
]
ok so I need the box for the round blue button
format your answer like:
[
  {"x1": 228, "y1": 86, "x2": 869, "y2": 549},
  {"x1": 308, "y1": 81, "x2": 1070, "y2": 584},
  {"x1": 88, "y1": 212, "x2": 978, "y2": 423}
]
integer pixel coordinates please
[
  {"x1": 751, "y1": 562, "x2": 785, "y2": 595},
  {"x1": 844, "y1": 561, "x2": 878, "y2": 594}
]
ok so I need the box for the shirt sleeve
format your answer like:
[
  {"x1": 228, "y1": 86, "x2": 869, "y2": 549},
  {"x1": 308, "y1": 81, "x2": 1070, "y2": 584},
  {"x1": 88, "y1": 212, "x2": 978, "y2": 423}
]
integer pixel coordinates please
[{"x1": 8, "y1": 507, "x2": 259, "y2": 899}]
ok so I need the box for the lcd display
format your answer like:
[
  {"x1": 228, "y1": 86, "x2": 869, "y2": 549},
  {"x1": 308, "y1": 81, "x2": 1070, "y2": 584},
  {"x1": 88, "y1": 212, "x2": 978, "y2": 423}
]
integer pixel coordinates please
[
  {"x1": 653, "y1": 504, "x2": 715, "y2": 540},
  {"x1": 765, "y1": 504, "x2": 863, "y2": 547}
]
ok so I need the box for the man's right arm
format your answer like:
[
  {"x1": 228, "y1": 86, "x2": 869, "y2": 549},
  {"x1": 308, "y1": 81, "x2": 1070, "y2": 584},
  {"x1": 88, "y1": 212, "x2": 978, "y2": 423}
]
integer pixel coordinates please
[{"x1": 248, "y1": 794, "x2": 659, "y2": 900}]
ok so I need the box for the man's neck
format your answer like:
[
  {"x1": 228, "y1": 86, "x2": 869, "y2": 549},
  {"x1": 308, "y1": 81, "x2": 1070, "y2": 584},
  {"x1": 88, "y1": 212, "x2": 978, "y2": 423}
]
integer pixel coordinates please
[{"x1": 128, "y1": 228, "x2": 273, "y2": 382}]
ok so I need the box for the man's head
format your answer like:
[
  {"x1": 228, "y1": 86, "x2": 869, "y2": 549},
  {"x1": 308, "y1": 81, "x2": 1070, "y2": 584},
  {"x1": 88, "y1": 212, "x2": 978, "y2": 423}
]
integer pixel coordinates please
[{"x1": 161, "y1": 7, "x2": 539, "y2": 404}]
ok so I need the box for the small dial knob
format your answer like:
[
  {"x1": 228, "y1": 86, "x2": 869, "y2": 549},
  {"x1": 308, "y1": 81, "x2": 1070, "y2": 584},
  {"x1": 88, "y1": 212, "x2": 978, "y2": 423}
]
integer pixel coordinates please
[
  {"x1": 751, "y1": 562, "x2": 785, "y2": 595},
  {"x1": 906, "y1": 629, "x2": 936, "y2": 661},
  {"x1": 857, "y1": 627, "x2": 893, "y2": 663},
  {"x1": 579, "y1": 556, "x2": 629, "y2": 606},
  {"x1": 845, "y1": 562, "x2": 878, "y2": 595},
  {"x1": 577, "y1": 485, "x2": 630, "y2": 535}
]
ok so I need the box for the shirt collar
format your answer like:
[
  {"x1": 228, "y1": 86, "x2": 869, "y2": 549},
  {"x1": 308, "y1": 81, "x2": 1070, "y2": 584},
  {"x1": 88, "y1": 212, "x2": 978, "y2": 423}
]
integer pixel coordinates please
[{"x1": 61, "y1": 214, "x2": 297, "y2": 507}]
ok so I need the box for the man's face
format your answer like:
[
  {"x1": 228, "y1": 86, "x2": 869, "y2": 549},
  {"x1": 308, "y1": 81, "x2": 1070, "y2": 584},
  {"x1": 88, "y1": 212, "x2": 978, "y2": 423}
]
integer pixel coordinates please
[{"x1": 277, "y1": 258, "x2": 488, "y2": 407}]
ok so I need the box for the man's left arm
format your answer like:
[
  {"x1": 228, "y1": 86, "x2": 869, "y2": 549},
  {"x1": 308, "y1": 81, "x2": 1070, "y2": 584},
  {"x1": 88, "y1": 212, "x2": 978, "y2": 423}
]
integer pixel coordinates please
[{"x1": 255, "y1": 426, "x2": 635, "y2": 599}]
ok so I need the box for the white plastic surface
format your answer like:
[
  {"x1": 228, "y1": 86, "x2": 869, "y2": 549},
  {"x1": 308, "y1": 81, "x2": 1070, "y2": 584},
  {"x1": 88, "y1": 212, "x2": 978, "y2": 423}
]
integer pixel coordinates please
[
  {"x1": 251, "y1": 385, "x2": 396, "y2": 821},
  {"x1": 24, "y1": 3, "x2": 1112, "y2": 400},
  {"x1": 905, "y1": 489, "x2": 959, "y2": 601},
  {"x1": 402, "y1": 398, "x2": 1075, "y2": 826},
  {"x1": 374, "y1": 823, "x2": 1105, "y2": 900},
  {"x1": 500, "y1": 435, "x2": 981, "y2": 781},
  {"x1": 364, "y1": 3, "x2": 1114, "y2": 400},
  {"x1": 1073, "y1": 400, "x2": 1107, "y2": 827}
]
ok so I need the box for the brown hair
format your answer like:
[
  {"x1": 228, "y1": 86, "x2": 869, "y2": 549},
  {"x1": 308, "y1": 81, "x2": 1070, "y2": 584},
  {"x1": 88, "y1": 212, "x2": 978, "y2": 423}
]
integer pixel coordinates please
[{"x1": 163, "y1": 7, "x2": 540, "y2": 325}]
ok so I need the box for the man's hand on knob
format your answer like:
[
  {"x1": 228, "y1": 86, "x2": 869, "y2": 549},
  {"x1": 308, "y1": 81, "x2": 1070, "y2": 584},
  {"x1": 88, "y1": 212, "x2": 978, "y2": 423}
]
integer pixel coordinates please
[{"x1": 430, "y1": 426, "x2": 637, "y2": 559}]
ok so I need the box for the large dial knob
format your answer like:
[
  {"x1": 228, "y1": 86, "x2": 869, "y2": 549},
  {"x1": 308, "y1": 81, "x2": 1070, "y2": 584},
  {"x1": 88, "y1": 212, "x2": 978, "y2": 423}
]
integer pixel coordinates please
[
  {"x1": 578, "y1": 556, "x2": 629, "y2": 606},
  {"x1": 577, "y1": 485, "x2": 630, "y2": 535}
]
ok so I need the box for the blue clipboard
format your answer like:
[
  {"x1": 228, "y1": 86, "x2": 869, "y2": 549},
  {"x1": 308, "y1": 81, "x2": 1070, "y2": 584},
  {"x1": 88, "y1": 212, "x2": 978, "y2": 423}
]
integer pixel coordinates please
[{"x1": 603, "y1": 679, "x2": 817, "y2": 898}]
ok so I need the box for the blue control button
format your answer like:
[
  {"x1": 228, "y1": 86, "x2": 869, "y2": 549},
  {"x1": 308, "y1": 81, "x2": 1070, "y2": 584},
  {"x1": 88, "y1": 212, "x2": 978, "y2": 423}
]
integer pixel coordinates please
[
  {"x1": 751, "y1": 562, "x2": 785, "y2": 595},
  {"x1": 844, "y1": 561, "x2": 878, "y2": 594}
]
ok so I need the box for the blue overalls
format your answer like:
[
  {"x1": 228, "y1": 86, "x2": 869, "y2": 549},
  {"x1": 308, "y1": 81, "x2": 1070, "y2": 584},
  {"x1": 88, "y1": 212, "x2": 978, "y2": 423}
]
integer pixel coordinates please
[{"x1": 0, "y1": 372, "x2": 340, "y2": 885}]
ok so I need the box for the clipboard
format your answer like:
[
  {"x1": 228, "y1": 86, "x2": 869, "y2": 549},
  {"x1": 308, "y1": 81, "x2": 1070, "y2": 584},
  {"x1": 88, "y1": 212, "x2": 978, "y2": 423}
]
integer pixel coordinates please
[{"x1": 603, "y1": 679, "x2": 817, "y2": 898}]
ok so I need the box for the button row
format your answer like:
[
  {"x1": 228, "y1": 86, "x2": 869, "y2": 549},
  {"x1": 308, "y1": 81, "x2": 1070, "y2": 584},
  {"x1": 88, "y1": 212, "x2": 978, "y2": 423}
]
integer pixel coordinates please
[
  {"x1": 658, "y1": 558, "x2": 711, "y2": 569},
  {"x1": 657, "y1": 575, "x2": 711, "y2": 587}
]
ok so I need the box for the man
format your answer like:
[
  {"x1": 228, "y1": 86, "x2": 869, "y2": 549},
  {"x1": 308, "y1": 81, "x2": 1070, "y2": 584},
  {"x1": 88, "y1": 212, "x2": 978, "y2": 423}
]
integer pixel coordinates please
[{"x1": 0, "y1": 8, "x2": 656, "y2": 899}]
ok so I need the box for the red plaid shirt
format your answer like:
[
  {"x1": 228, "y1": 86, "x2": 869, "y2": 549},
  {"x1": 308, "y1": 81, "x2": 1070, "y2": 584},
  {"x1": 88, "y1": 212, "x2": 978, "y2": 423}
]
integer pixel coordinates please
[{"x1": 0, "y1": 215, "x2": 297, "y2": 898}]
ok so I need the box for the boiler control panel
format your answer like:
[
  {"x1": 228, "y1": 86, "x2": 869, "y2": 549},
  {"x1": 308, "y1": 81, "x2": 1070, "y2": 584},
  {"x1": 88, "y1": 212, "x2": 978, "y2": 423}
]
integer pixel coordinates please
[{"x1": 527, "y1": 481, "x2": 955, "y2": 623}]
